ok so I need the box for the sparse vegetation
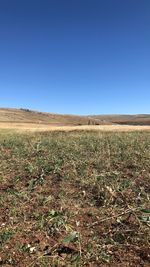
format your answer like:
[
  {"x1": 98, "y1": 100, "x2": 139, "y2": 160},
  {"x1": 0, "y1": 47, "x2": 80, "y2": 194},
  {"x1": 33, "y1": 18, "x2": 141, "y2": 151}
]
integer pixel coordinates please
[{"x1": 0, "y1": 130, "x2": 150, "y2": 266}]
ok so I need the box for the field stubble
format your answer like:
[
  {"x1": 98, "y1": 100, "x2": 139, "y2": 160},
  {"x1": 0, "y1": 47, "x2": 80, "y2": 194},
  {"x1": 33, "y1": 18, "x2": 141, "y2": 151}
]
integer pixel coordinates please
[{"x1": 0, "y1": 130, "x2": 150, "y2": 266}]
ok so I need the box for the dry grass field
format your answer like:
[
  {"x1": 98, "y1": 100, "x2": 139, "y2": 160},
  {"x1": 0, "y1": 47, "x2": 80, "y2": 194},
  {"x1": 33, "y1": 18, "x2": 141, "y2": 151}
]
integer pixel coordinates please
[
  {"x1": 1, "y1": 108, "x2": 150, "y2": 128},
  {"x1": 0, "y1": 108, "x2": 150, "y2": 133},
  {"x1": 0, "y1": 122, "x2": 150, "y2": 132}
]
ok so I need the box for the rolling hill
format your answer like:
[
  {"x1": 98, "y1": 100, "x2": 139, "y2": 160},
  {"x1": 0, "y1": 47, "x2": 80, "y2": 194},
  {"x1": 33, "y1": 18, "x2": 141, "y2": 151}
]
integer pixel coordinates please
[
  {"x1": 89, "y1": 114, "x2": 150, "y2": 125},
  {"x1": 0, "y1": 108, "x2": 150, "y2": 126},
  {"x1": 0, "y1": 108, "x2": 110, "y2": 126}
]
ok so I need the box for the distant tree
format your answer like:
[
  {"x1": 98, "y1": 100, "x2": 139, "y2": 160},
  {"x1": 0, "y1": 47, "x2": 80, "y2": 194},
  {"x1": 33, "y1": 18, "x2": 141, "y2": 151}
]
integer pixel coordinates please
[{"x1": 20, "y1": 108, "x2": 31, "y2": 112}]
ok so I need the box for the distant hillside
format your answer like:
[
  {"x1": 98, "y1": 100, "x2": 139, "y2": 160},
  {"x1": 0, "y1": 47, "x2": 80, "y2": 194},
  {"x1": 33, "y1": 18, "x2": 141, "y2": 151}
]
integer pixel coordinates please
[
  {"x1": 1, "y1": 109, "x2": 149, "y2": 126},
  {"x1": 0, "y1": 108, "x2": 111, "y2": 126},
  {"x1": 90, "y1": 114, "x2": 150, "y2": 125}
]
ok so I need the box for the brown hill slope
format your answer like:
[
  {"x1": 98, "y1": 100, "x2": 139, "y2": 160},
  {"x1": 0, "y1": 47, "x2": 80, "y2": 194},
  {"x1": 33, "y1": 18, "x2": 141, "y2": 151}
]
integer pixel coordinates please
[
  {"x1": 90, "y1": 114, "x2": 150, "y2": 125},
  {"x1": 0, "y1": 108, "x2": 110, "y2": 126}
]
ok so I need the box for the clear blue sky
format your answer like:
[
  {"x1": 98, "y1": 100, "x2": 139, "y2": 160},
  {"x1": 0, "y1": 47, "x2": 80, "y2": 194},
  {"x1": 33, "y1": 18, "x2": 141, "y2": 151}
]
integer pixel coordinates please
[{"x1": 0, "y1": 0, "x2": 150, "y2": 114}]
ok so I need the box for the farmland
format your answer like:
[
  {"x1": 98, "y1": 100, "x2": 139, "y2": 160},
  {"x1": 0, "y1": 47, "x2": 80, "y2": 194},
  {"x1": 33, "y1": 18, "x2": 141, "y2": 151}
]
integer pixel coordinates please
[
  {"x1": 0, "y1": 122, "x2": 150, "y2": 132},
  {"x1": 0, "y1": 130, "x2": 150, "y2": 266}
]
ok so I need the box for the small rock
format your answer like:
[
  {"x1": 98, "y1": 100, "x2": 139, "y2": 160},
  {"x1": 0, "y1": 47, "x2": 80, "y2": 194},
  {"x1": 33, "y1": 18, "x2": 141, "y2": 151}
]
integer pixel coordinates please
[{"x1": 30, "y1": 247, "x2": 36, "y2": 253}]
